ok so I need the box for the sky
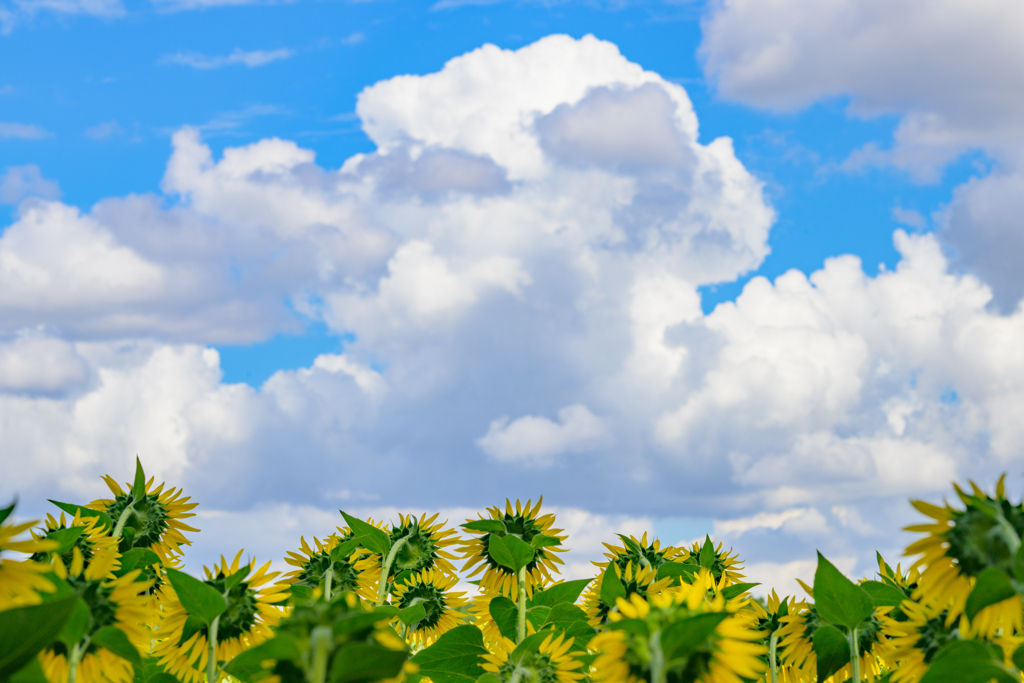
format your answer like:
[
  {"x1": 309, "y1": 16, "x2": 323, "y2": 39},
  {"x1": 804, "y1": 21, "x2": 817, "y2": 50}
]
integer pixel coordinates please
[{"x1": 3, "y1": 0, "x2": 1024, "y2": 596}]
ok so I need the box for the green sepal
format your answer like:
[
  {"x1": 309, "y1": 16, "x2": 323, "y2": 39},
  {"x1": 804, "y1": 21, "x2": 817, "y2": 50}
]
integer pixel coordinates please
[
  {"x1": 410, "y1": 625, "x2": 488, "y2": 683},
  {"x1": 398, "y1": 603, "x2": 428, "y2": 626},
  {"x1": 657, "y1": 562, "x2": 697, "y2": 584},
  {"x1": 223, "y1": 636, "x2": 302, "y2": 683},
  {"x1": 130, "y1": 457, "x2": 147, "y2": 503},
  {"x1": 876, "y1": 552, "x2": 895, "y2": 579},
  {"x1": 721, "y1": 583, "x2": 759, "y2": 600},
  {"x1": 339, "y1": 511, "x2": 391, "y2": 557},
  {"x1": 114, "y1": 548, "x2": 161, "y2": 578},
  {"x1": 812, "y1": 624, "x2": 850, "y2": 682},
  {"x1": 599, "y1": 565, "x2": 626, "y2": 606},
  {"x1": 47, "y1": 501, "x2": 113, "y2": 533},
  {"x1": 46, "y1": 526, "x2": 85, "y2": 556},
  {"x1": 330, "y1": 641, "x2": 409, "y2": 683},
  {"x1": 965, "y1": 567, "x2": 1017, "y2": 620},
  {"x1": 919, "y1": 640, "x2": 1018, "y2": 683},
  {"x1": 509, "y1": 633, "x2": 548, "y2": 664},
  {"x1": 0, "y1": 501, "x2": 14, "y2": 526},
  {"x1": 165, "y1": 568, "x2": 227, "y2": 626},
  {"x1": 57, "y1": 598, "x2": 92, "y2": 648},
  {"x1": 462, "y1": 520, "x2": 505, "y2": 533},
  {"x1": 225, "y1": 565, "x2": 250, "y2": 592},
  {"x1": 529, "y1": 579, "x2": 591, "y2": 608},
  {"x1": 91, "y1": 626, "x2": 141, "y2": 664},
  {"x1": 0, "y1": 595, "x2": 78, "y2": 680},
  {"x1": 813, "y1": 552, "x2": 874, "y2": 630},
  {"x1": 487, "y1": 596, "x2": 518, "y2": 641},
  {"x1": 660, "y1": 612, "x2": 729, "y2": 662},
  {"x1": 531, "y1": 535, "x2": 561, "y2": 549},
  {"x1": 616, "y1": 535, "x2": 644, "y2": 556},
  {"x1": 698, "y1": 536, "x2": 716, "y2": 568},
  {"x1": 859, "y1": 581, "x2": 908, "y2": 607}
]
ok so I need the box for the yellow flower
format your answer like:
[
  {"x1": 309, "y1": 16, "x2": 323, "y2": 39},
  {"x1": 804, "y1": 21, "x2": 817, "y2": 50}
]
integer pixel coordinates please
[
  {"x1": 684, "y1": 538, "x2": 745, "y2": 586},
  {"x1": 583, "y1": 560, "x2": 672, "y2": 626},
  {"x1": 281, "y1": 534, "x2": 378, "y2": 601},
  {"x1": 459, "y1": 498, "x2": 566, "y2": 598},
  {"x1": 482, "y1": 633, "x2": 585, "y2": 683},
  {"x1": 88, "y1": 475, "x2": 199, "y2": 564},
  {"x1": 880, "y1": 599, "x2": 965, "y2": 683},
  {"x1": 596, "y1": 532, "x2": 685, "y2": 573},
  {"x1": 0, "y1": 503, "x2": 57, "y2": 611},
  {"x1": 32, "y1": 511, "x2": 121, "y2": 581},
  {"x1": 390, "y1": 567, "x2": 467, "y2": 645},
  {"x1": 38, "y1": 569, "x2": 155, "y2": 683},
  {"x1": 776, "y1": 601, "x2": 890, "y2": 683},
  {"x1": 388, "y1": 513, "x2": 461, "y2": 578},
  {"x1": 152, "y1": 551, "x2": 289, "y2": 683}
]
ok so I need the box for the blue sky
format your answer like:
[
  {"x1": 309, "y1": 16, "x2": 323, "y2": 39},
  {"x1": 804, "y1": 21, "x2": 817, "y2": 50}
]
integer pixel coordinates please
[{"x1": 4, "y1": 0, "x2": 1024, "y2": 593}]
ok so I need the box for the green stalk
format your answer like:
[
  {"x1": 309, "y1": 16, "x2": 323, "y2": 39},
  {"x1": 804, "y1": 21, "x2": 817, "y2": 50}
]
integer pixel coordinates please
[
  {"x1": 323, "y1": 563, "x2": 334, "y2": 602},
  {"x1": 207, "y1": 615, "x2": 220, "y2": 683},
  {"x1": 649, "y1": 629, "x2": 665, "y2": 683},
  {"x1": 769, "y1": 631, "x2": 779, "y2": 683},
  {"x1": 377, "y1": 537, "x2": 410, "y2": 604},
  {"x1": 67, "y1": 641, "x2": 85, "y2": 683},
  {"x1": 849, "y1": 625, "x2": 860, "y2": 683},
  {"x1": 517, "y1": 566, "x2": 528, "y2": 643},
  {"x1": 310, "y1": 625, "x2": 332, "y2": 683},
  {"x1": 112, "y1": 502, "x2": 136, "y2": 538}
]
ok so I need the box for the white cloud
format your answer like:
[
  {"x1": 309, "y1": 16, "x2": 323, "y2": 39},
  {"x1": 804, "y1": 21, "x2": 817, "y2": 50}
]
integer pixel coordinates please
[
  {"x1": 0, "y1": 165, "x2": 61, "y2": 204},
  {"x1": 1, "y1": 0, "x2": 121, "y2": 33},
  {"x1": 85, "y1": 120, "x2": 123, "y2": 140},
  {"x1": 477, "y1": 405, "x2": 610, "y2": 466},
  {"x1": 0, "y1": 331, "x2": 88, "y2": 395},
  {"x1": 0, "y1": 122, "x2": 51, "y2": 140},
  {"x1": 160, "y1": 48, "x2": 294, "y2": 69}
]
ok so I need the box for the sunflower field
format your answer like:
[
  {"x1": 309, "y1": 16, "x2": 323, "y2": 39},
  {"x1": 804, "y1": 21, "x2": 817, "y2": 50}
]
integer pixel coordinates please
[{"x1": 3, "y1": 460, "x2": 1024, "y2": 683}]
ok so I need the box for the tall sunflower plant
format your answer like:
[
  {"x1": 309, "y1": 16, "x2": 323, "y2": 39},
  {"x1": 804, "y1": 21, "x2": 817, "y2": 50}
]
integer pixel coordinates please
[{"x1": 9, "y1": 463, "x2": 1024, "y2": 683}]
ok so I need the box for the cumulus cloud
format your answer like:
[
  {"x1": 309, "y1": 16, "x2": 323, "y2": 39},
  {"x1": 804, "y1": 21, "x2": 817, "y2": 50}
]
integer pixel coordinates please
[
  {"x1": 477, "y1": 404, "x2": 610, "y2": 466},
  {"x1": 0, "y1": 165, "x2": 61, "y2": 204},
  {"x1": 159, "y1": 48, "x2": 294, "y2": 69}
]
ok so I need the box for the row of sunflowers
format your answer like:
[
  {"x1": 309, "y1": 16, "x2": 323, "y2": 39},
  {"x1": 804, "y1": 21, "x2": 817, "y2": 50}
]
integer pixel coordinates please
[{"x1": 1, "y1": 459, "x2": 1023, "y2": 683}]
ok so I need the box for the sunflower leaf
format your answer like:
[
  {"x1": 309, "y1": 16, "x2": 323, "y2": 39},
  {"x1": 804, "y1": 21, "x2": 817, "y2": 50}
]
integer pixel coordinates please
[
  {"x1": 616, "y1": 534, "x2": 644, "y2": 556},
  {"x1": 1013, "y1": 543, "x2": 1024, "y2": 584},
  {"x1": 504, "y1": 535, "x2": 536, "y2": 571},
  {"x1": 530, "y1": 579, "x2": 591, "y2": 608},
  {"x1": 8, "y1": 656, "x2": 48, "y2": 683},
  {"x1": 965, "y1": 567, "x2": 1017, "y2": 620},
  {"x1": 330, "y1": 537, "x2": 365, "y2": 564},
  {"x1": 462, "y1": 520, "x2": 505, "y2": 533},
  {"x1": 340, "y1": 511, "x2": 391, "y2": 557},
  {"x1": 526, "y1": 605, "x2": 551, "y2": 629},
  {"x1": 1013, "y1": 643, "x2": 1024, "y2": 671},
  {"x1": 47, "y1": 501, "x2": 113, "y2": 533},
  {"x1": 46, "y1": 527, "x2": 85, "y2": 556},
  {"x1": 225, "y1": 565, "x2": 251, "y2": 592},
  {"x1": 398, "y1": 603, "x2": 428, "y2": 627},
  {"x1": 698, "y1": 537, "x2": 716, "y2": 568},
  {"x1": 510, "y1": 633, "x2": 548, "y2": 664},
  {"x1": 721, "y1": 583, "x2": 759, "y2": 600},
  {"x1": 0, "y1": 501, "x2": 14, "y2": 526},
  {"x1": 331, "y1": 642, "x2": 409, "y2": 683},
  {"x1": 599, "y1": 565, "x2": 626, "y2": 606},
  {"x1": 223, "y1": 636, "x2": 302, "y2": 683},
  {"x1": 656, "y1": 562, "x2": 697, "y2": 584},
  {"x1": 91, "y1": 626, "x2": 141, "y2": 665},
  {"x1": 410, "y1": 625, "x2": 488, "y2": 683},
  {"x1": 488, "y1": 596, "x2": 518, "y2": 641},
  {"x1": 531, "y1": 535, "x2": 561, "y2": 549},
  {"x1": 476, "y1": 675, "x2": 502, "y2": 683},
  {"x1": 130, "y1": 457, "x2": 147, "y2": 503},
  {"x1": 919, "y1": 640, "x2": 1018, "y2": 683},
  {"x1": 541, "y1": 604, "x2": 595, "y2": 642},
  {"x1": 57, "y1": 599, "x2": 91, "y2": 648},
  {"x1": 812, "y1": 624, "x2": 850, "y2": 682},
  {"x1": 813, "y1": 553, "x2": 874, "y2": 630},
  {"x1": 165, "y1": 568, "x2": 227, "y2": 626},
  {"x1": 486, "y1": 535, "x2": 516, "y2": 570},
  {"x1": 114, "y1": 548, "x2": 160, "y2": 578},
  {"x1": 0, "y1": 595, "x2": 77, "y2": 680},
  {"x1": 860, "y1": 581, "x2": 907, "y2": 607},
  {"x1": 661, "y1": 612, "x2": 729, "y2": 662}
]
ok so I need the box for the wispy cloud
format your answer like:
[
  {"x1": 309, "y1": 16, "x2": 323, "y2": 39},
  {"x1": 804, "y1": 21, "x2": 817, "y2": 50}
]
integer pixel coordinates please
[
  {"x1": 159, "y1": 48, "x2": 294, "y2": 70},
  {"x1": 85, "y1": 120, "x2": 123, "y2": 140},
  {"x1": 0, "y1": 122, "x2": 52, "y2": 140},
  {"x1": 0, "y1": 85, "x2": 13, "y2": 95},
  {"x1": 340, "y1": 32, "x2": 365, "y2": 46},
  {"x1": 0, "y1": 165, "x2": 61, "y2": 204}
]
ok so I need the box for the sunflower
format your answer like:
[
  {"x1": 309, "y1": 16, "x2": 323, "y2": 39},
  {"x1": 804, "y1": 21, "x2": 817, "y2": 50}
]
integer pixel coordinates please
[
  {"x1": 904, "y1": 476, "x2": 1024, "y2": 637},
  {"x1": 460, "y1": 498, "x2": 566, "y2": 598},
  {"x1": 684, "y1": 538, "x2": 745, "y2": 586},
  {"x1": 879, "y1": 598, "x2": 964, "y2": 683},
  {"x1": 151, "y1": 551, "x2": 289, "y2": 683},
  {"x1": 0, "y1": 502, "x2": 58, "y2": 611},
  {"x1": 387, "y1": 513, "x2": 460, "y2": 578},
  {"x1": 467, "y1": 588, "x2": 527, "y2": 645},
  {"x1": 596, "y1": 532, "x2": 685, "y2": 574},
  {"x1": 482, "y1": 633, "x2": 585, "y2": 683},
  {"x1": 747, "y1": 591, "x2": 804, "y2": 683},
  {"x1": 282, "y1": 534, "x2": 378, "y2": 601},
  {"x1": 37, "y1": 568, "x2": 154, "y2": 683},
  {"x1": 590, "y1": 580, "x2": 765, "y2": 683},
  {"x1": 390, "y1": 567, "x2": 467, "y2": 645},
  {"x1": 31, "y1": 511, "x2": 121, "y2": 580},
  {"x1": 88, "y1": 475, "x2": 199, "y2": 563},
  {"x1": 776, "y1": 601, "x2": 890, "y2": 683},
  {"x1": 583, "y1": 560, "x2": 672, "y2": 626}
]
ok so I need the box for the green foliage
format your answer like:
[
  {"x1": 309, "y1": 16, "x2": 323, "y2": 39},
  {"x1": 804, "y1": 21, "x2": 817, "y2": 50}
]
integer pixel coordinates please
[
  {"x1": 0, "y1": 596, "x2": 77, "y2": 681},
  {"x1": 411, "y1": 625, "x2": 488, "y2": 683},
  {"x1": 813, "y1": 552, "x2": 874, "y2": 631},
  {"x1": 165, "y1": 567, "x2": 227, "y2": 625}
]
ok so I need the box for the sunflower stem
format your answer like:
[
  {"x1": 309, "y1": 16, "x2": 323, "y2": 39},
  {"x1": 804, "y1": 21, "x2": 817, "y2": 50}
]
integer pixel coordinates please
[
  {"x1": 67, "y1": 640, "x2": 85, "y2": 683},
  {"x1": 378, "y1": 537, "x2": 410, "y2": 604},
  {"x1": 649, "y1": 629, "x2": 665, "y2": 683},
  {"x1": 769, "y1": 631, "x2": 779, "y2": 683},
  {"x1": 112, "y1": 501, "x2": 136, "y2": 538},
  {"x1": 311, "y1": 625, "x2": 332, "y2": 683},
  {"x1": 324, "y1": 563, "x2": 334, "y2": 602},
  {"x1": 207, "y1": 615, "x2": 220, "y2": 683},
  {"x1": 517, "y1": 565, "x2": 528, "y2": 643},
  {"x1": 849, "y1": 625, "x2": 860, "y2": 683}
]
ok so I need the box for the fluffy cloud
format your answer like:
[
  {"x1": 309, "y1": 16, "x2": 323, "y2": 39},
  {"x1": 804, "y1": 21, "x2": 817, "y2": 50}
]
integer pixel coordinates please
[
  {"x1": 477, "y1": 404, "x2": 610, "y2": 466},
  {"x1": 0, "y1": 165, "x2": 61, "y2": 204}
]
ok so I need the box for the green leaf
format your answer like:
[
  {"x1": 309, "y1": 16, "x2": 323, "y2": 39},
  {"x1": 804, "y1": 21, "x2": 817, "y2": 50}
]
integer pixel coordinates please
[
  {"x1": 114, "y1": 548, "x2": 161, "y2": 577},
  {"x1": 57, "y1": 599, "x2": 92, "y2": 648},
  {"x1": 616, "y1": 535, "x2": 644, "y2": 556},
  {"x1": 332, "y1": 608, "x2": 400, "y2": 637},
  {"x1": 510, "y1": 633, "x2": 549, "y2": 664},
  {"x1": 0, "y1": 502, "x2": 14, "y2": 526},
  {"x1": 525, "y1": 605, "x2": 551, "y2": 630},
  {"x1": 476, "y1": 675, "x2": 501, "y2": 683},
  {"x1": 1014, "y1": 543, "x2": 1024, "y2": 584},
  {"x1": 8, "y1": 656, "x2": 49, "y2": 683},
  {"x1": 966, "y1": 567, "x2": 1017, "y2": 620},
  {"x1": 47, "y1": 501, "x2": 113, "y2": 533},
  {"x1": 410, "y1": 625, "x2": 488, "y2": 683},
  {"x1": 599, "y1": 565, "x2": 626, "y2": 606},
  {"x1": 541, "y1": 604, "x2": 595, "y2": 642},
  {"x1": 531, "y1": 535, "x2": 561, "y2": 549},
  {"x1": 488, "y1": 596, "x2": 518, "y2": 641},
  {"x1": 813, "y1": 553, "x2": 874, "y2": 630},
  {"x1": 331, "y1": 642, "x2": 409, "y2": 683},
  {"x1": 330, "y1": 537, "x2": 365, "y2": 564},
  {"x1": 91, "y1": 626, "x2": 141, "y2": 664},
  {"x1": 698, "y1": 536, "x2": 715, "y2": 569},
  {"x1": 860, "y1": 581, "x2": 908, "y2": 607},
  {"x1": 462, "y1": 520, "x2": 506, "y2": 533},
  {"x1": 876, "y1": 552, "x2": 895, "y2": 578},
  {"x1": 399, "y1": 603, "x2": 428, "y2": 626},
  {"x1": 223, "y1": 636, "x2": 301, "y2": 683},
  {"x1": 530, "y1": 579, "x2": 591, "y2": 608},
  {"x1": 45, "y1": 526, "x2": 85, "y2": 556},
  {"x1": 606, "y1": 618, "x2": 650, "y2": 638},
  {"x1": 812, "y1": 625, "x2": 850, "y2": 683},
  {"x1": 919, "y1": 640, "x2": 1018, "y2": 683},
  {"x1": 656, "y1": 562, "x2": 697, "y2": 584},
  {"x1": 0, "y1": 595, "x2": 78, "y2": 679},
  {"x1": 721, "y1": 583, "x2": 759, "y2": 600},
  {"x1": 339, "y1": 511, "x2": 391, "y2": 557},
  {"x1": 225, "y1": 565, "x2": 251, "y2": 592},
  {"x1": 661, "y1": 613, "x2": 729, "y2": 662},
  {"x1": 504, "y1": 535, "x2": 536, "y2": 571},
  {"x1": 487, "y1": 535, "x2": 516, "y2": 571},
  {"x1": 165, "y1": 568, "x2": 227, "y2": 626},
  {"x1": 131, "y1": 457, "x2": 147, "y2": 502}
]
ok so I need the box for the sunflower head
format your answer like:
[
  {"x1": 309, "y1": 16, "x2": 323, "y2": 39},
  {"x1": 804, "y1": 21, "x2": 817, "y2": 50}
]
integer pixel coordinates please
[
  {"x1": 460, "y1": 498, "x2": 566, "y2": 597},
  {"x1": 584, "y1": 560, "x2": 672, "y2": 626},
  {"x1": 879, "y1": 599, "x2": 962, "y2": 683},
  {"x1": 482, "y1": 633, "x2": 586, "y2": 683},
  {"x1": 747, "y1": 589, "x2": 794, "y2": 635},
  {"x1": 390, "y1": 567, "x2": 466, "y2": 645},
  {"x1": 777, "y1": 600, "x2": 891, "y2": 683},
  {"x1": 0, "y1": 501, "x2": 58, "y2": 611},
  {"x1": 683, "y1": 537, "x2": 745, "y2": 586},
  {"x1": 31, "y1": 511, "x2": 120, "y2": 581},
  {"x1": 283, "y1": 534, "x2": 377, "y2": 601},
  {"x1": 388, "y1": 513, "x2": 460, "y2": 578},
  {"x1": 598, "y1": 533, "x2": 684, "y2": 575}
]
